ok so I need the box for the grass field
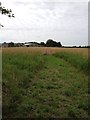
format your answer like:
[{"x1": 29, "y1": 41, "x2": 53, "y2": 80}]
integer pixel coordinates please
[{"x1": 2, "y1": 47, "x2": 89, "y2": 118}]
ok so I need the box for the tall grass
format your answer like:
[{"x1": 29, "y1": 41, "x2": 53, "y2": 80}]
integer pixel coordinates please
[
  {"x1": 53, "y1": 52, "x2": 89, "y2": 75},
  {"x1": 2, "y1": 52, "x2": 46, "y2": 117}
]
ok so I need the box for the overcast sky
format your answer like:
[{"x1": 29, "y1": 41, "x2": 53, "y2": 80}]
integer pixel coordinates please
[{"x1": 0, "y1": 0, "x2": 88, "y2": 46}]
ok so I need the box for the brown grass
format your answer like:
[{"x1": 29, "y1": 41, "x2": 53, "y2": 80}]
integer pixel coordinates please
[{"x1": 2, "y1": 47, "x2": 88, "y2": 57}]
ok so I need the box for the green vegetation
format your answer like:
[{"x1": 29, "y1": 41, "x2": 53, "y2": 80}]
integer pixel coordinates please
[
  {"x1": 53, "y1": 52, "x2": 88, "y2": 75},
  {"x1": 2, "y1": 49, "x2": 89, "y2": 118}
]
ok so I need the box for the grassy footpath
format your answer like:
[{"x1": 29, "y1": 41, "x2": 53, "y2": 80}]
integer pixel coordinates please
[{"x1": 2, "y1": 50, "x2": 89, "y2": 118}]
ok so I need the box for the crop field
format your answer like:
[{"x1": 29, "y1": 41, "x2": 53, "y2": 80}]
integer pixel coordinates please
[{"x1": 2, "y1": 47, "x2": 89, "y2": 118}]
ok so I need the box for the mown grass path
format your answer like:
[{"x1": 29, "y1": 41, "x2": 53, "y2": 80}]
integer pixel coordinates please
[
  {"x1": 29, "y1": 55, "x2": 88, "y2": 118},
  {"x1": 2, "y1": 52, "x2": 88, "y2": 118}
]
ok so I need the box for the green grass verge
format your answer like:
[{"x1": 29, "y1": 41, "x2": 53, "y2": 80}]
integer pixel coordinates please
[{"x1": 53, "y1": 52, "x2": 89, "y2": 75}]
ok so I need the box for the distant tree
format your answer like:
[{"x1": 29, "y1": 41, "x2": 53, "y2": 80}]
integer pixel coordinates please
[
  {"x1": 46, "y1": 39, "x2": 55, "y2": 47},
  {"x1": 8, "y1": 42, "x2": 14, "y2": 47},
  {"x1": 40, "y1": 42, "x2": 46, "y2": 47},
  {"x1": 57, "y1": 42, "x2": 62, "y2": 47},
  {"x1": 73, "y1": 46, "x2": 76, "y2": 48},
  {"x1": 0, "y1": 2, "x2": 15, "y2": 28},
  {"x1": 46, "y1": 39, "x2": 62, "y2": 47}
]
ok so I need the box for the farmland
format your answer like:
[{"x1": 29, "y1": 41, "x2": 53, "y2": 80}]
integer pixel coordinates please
[{"x1": 2, "y1": 47, "x2": 89, "y2": 118}]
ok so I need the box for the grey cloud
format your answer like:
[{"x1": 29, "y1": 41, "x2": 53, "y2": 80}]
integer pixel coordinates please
[
  {"x1": 14, "y1": 1, "x2": 31, "y2": 6},
  {"x1": 0, "y1": 28, "x2": 32, "y2": 31},
  {"x1": 0, "y1": 0, "x2": 88, "y2": 46}
]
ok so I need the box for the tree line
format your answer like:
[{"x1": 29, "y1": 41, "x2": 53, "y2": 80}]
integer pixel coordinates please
[
  {"x1": 40, "y1": 39, "x2": 62, "y2": 47},
  {"x1": 2, "y1": 39, "x2": 62, "y2": 47}
]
